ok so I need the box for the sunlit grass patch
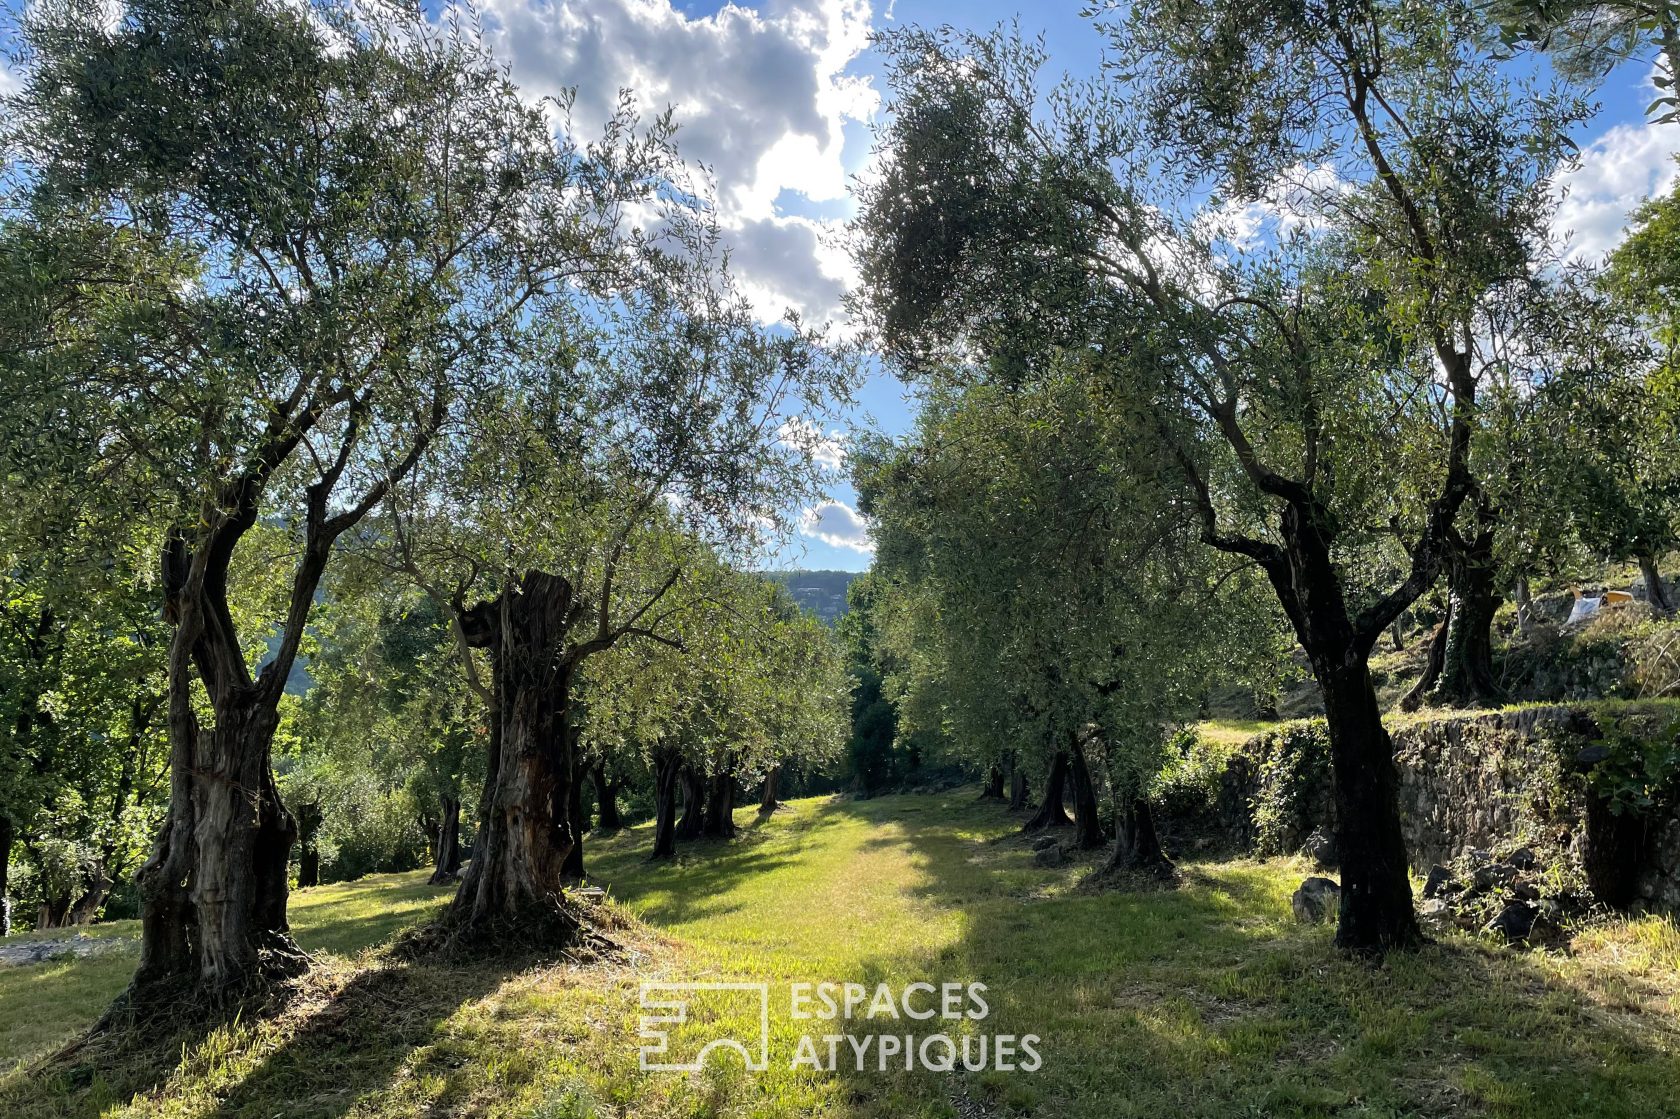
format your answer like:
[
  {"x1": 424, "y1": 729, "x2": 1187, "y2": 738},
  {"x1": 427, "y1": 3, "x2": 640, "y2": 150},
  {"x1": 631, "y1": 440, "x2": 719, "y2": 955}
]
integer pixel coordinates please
[{"x1": 2, "y1": 792, "x2": 1678, "y2": 1117}]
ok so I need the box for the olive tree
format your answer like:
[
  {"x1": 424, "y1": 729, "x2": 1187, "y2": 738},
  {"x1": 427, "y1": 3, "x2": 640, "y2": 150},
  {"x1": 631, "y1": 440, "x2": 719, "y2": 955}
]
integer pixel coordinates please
[
  {"x1": 4, "y1": 0, "x2": 664, "y2": 995},
  {"x1": 853, "y1": 3, "x2": 1582, "y2": 952},
  {"x1": 856, "y1": 371, "x2": 1278, "y2": 866},
  {"x1": 378, "y1": 229, "x2": 851, "y2": 937}
]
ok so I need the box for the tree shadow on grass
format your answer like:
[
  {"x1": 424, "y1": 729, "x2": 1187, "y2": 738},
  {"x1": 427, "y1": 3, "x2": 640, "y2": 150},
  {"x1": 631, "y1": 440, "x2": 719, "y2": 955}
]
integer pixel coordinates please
[
  {"x1": 0, "y1": 903, "x2": 513, "y2": 1119},
  {"x1": 289, "y1": 881, "x2": 457, "y2": 958},
  {"x1": 0, "y1": 957, "x2": 512, "y2": 1119},
  {"x1": 810, "y1": 793, "x2": 1680, "y2": 1119},
  {"x1": 194, "y1": 959, "x2": 512, "y2": 1119},
  {"x1": 584, "y1": 805, "x2": 854, "y2": 927}
]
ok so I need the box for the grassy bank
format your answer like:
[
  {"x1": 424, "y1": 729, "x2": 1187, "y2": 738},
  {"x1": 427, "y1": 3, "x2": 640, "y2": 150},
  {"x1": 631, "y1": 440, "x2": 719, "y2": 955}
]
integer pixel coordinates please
[{"x1": 2, "y1": 791, "x2": 1678, "y2": 1117}]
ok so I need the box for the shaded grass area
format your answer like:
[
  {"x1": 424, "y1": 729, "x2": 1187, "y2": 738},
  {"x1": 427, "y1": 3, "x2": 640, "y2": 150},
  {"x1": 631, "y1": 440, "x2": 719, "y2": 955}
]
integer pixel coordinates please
[
  {"x1": 0, "y1": 870, "x2": 457, "y2": 1074},
  {"x1": 0, "y1": 792, "x2": 1676, "y2": 1117}
]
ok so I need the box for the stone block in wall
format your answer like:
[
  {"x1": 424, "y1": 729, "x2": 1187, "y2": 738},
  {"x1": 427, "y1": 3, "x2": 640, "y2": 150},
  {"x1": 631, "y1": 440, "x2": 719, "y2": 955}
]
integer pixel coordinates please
[{"x1": 1213, "y1": 703, "x2": 1680, "y2": 916}]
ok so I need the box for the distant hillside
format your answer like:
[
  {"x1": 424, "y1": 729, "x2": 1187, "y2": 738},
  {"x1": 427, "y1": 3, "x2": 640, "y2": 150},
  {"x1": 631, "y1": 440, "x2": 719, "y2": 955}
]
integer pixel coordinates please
[{"x1": 764, "y1": 569, "x2": 859, "y2": 625}]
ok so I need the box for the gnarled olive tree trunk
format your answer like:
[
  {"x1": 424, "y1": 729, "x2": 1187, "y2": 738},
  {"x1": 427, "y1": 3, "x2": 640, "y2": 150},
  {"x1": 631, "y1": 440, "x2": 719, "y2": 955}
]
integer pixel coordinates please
[
  {"x1": 1640, "y1": 553, "x2": 1673, "y2": 613},
  {"x1": 1068, "y1": 737, "x2": 1105, "y2": 850},
  {"x1": 593, "y1": 764, "x2": 624, "y2": 830},
  {"x1": 650, "y1": 747, "x2": 683, "y2": 860},
  {"x1": 296, "y1": 802, "x2": 324, "y2": 889},
  {"x1": 1269, "y1": 506, "x2": 1422, "y2": 954},
  {"x1": 563, "y1": 764, "x2": 587, "y2": 881},
  {"x1": 134, "y1": 528, "x2": 313, "y2": 996},
  {"x1": 1403, "y1": 512, "x2": 1500, "y2": 710},
  {"x1": 1109, "y1": 798, "x2": 1170, "y2": 876},
  {"x1": 429, "y1": 796, "x2": 462, "y2": 885},
  {"x1": 450, "y1": 572, "x2": 587, "y2": 930},
  {"x1": 676, "y1": 764, "x2": 705, "y2": 840},
  {"x1": 759, "y1": 765, "x2": 781, "y2": 814},
  {"x1": 1008, "y1": 762, "x2": 1030, "y2": 812},
  {"x1": 702, "y1": 765, "x2": 737, "y2": 839},
  {"x1": 1022, "y1": 750, "x2": 1072, "y2": 832}
]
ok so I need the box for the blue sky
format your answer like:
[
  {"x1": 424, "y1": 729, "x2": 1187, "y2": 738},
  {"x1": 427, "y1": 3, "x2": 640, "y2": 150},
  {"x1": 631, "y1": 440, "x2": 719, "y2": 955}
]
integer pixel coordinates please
[
  {"x1": 7, "y1": 1, "x2": 1674, "y2": 572},
  {"x1": 603, "y1": 1, "x2": 1678, "y2": 573}
]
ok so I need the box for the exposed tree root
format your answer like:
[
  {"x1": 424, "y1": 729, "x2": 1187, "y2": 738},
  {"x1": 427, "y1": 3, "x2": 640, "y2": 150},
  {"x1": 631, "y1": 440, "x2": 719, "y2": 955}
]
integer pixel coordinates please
[
  {"x1": 392, "y1": 891, "x2": 630, "y2": 967},
  {"x1": 1078, "y1": 860, "x2": 1181, "y2": 894}
]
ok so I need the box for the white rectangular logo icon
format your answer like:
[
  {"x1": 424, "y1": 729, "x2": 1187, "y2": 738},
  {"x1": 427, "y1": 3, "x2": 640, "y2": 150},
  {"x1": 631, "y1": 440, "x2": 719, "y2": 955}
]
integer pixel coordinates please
[{"x1": 638, "y1": 982, "x2": 770, "y2": 1072}]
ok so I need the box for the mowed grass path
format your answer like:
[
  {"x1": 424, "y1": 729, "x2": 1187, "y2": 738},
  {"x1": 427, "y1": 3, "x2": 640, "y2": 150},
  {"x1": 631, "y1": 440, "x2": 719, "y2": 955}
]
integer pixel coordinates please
[{"x1": 1, "y1": 791, "x2": 1677, "y2": 1118}]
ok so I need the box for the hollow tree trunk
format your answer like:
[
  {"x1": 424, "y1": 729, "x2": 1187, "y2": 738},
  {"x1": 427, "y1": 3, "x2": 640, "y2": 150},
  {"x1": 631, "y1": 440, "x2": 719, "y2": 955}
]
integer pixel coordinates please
[
  {"x1": 593, "y1": 764, "x2": 624, "y2": 830},
  {"x1": 1022, "y1": 751, "x2": 1072, "y2": 832},
  {"x1": 428, "y1": 796, "x2": 461, "y2": 885},
  {"x1": 1109, "y1": 798, "x2": 1171, "y2": 876},
  {"x1": 759, "y1": 765, "x2": 780, "y2": 814},
  {"x1": 1640, "y1": 552, "x2": 1673, "y2": 613},
  {"x1": 295, "y1": 802, "x2": 323, "y2": 888},
  {"x1": 677, "y1": 764, "x2": 705, "y2": 841},
  {"x1": 1068, "y1": 738, "x2": 1105, "y2": 850},
  {"x1": 650, "y1": 749, "x2": 682, "y2": 860},
  {"x1": 451, "y1": 572, "x2": 586, "y2": 930},
  {"x1": 703, "y1": 767, "x2": 736, "y2": 839},
  {"x1": 980, "y1": 764, "x2": 1004, "y2": 800}
]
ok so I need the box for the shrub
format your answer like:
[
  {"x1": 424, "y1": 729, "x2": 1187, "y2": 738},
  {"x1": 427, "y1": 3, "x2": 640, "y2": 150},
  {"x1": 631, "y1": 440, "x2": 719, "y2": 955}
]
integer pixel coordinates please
[
  {"x1": 1152, "y1": 727, "x2": 1238, "y2": 820},
  {"x1": 316, "y1": 773, "x2": 429, "y2": 883},
  {"x1": 1249, "y1": 720, "x2": 1334, "y2": 856}
]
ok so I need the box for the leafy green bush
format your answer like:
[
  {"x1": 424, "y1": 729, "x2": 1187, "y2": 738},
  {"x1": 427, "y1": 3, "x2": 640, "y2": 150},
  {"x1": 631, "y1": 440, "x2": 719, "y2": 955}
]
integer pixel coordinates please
[
  {"x1": 317, "y1": 773, "x2": 429, "y2": 883},
  {"x1": 1152, "y1": 727, "x2": 1238, "y2": 820},
  {"x1": 1249, "y1": 720, "x2": 1334, "y2": 856},
  {"x1": 1581, "y1": 712, "x2": 1680, "y2": 817}
]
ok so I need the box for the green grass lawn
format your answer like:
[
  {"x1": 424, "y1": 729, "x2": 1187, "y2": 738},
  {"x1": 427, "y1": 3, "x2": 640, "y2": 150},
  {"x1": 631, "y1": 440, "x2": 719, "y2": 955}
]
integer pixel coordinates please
[{"x1": 3, "y1": 791, "x2": 1679, "y2": 1118}]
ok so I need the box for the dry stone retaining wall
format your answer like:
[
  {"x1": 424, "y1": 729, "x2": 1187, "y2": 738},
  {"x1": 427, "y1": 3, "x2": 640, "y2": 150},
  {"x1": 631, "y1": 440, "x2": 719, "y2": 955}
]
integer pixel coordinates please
[{"x1": 1212, "y1": 704, "x2": 1680, "y2": 914}]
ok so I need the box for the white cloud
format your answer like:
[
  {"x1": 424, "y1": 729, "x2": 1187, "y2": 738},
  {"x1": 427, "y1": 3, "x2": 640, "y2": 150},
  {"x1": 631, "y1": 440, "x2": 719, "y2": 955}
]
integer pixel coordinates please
[
  {"x1": 1197, "y1": 162, "x2": 1348, "y2": 254},
  {"x1": 475, "y1": 0, "x2": 877, "y2": 323},
  {"x1": 1553, "y1": 120, "x2": 1680, "y2": 262},
  {"x1": 729, "y1": 213, "x2": 857, "y2": 323},
  {"x1": 800, "y1": 500, "x2": 873, "y2": 552},
  {"x1": 779, "y1": 416, "x2": 847, "y2": 471}
]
